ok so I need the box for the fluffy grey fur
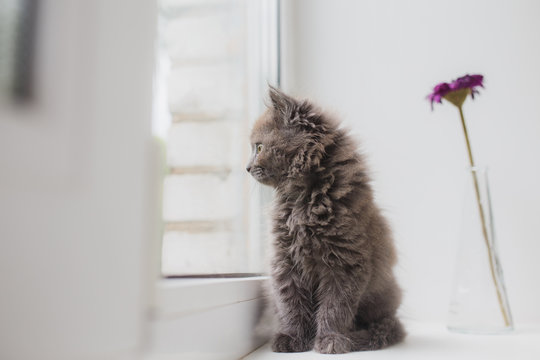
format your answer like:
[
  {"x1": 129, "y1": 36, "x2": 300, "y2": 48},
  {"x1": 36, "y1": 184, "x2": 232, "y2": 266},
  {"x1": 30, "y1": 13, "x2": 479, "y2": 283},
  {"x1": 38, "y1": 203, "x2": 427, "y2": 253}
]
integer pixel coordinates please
[{"x1": 247, "y1": 87, "x2": 405, "y2": 354}]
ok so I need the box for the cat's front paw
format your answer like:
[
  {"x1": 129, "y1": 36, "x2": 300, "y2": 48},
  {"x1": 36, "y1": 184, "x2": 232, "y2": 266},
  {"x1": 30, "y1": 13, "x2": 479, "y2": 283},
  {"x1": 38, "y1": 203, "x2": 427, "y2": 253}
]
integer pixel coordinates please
[
  {"x1": 271, "y1": 333, "x2": 311, "y2": 353},
  {"x1": 314, "y1": 333, "x2": 353, "y2": 354}
]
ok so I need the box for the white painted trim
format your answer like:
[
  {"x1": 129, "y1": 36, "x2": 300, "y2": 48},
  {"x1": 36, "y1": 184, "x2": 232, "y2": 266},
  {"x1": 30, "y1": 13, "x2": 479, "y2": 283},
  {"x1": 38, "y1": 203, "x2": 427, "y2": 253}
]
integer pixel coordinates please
[
  {"x1": 146, "y1": 277, "x2": 269, "y2": 360},
  {"x1": 151, "y1": 276, "x2": 269, "y2": 318},
  {"x1": 245, "y1": 0, "x2": 280, "y2": 274}
]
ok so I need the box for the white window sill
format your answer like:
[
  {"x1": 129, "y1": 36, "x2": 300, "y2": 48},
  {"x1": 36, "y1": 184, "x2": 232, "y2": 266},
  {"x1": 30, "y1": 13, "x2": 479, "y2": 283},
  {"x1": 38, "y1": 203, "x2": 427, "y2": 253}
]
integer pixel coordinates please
[
  {"x1": 242, "y1": 321, "x2": 540, "y2": 360},
  {"x1": 146, "y1": 276, "x2": 269, "y2": 360},
  {"x1": 151, "y1": 276, "x2": 269, "y2": 318}
]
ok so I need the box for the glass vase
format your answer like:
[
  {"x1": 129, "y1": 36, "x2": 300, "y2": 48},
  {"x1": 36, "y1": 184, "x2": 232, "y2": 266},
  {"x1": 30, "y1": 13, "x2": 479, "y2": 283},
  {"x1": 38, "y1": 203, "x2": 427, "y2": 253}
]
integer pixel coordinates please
[{"x1": 447, "y1": 166, "x2": 513, "y2": 334}]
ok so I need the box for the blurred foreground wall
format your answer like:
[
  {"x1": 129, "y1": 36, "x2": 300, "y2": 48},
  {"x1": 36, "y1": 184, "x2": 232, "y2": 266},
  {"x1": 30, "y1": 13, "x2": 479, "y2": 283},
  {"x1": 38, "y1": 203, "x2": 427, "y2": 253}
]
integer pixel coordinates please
[{"x1": 0, "y1": 1, "x2": 156, "y2": 359}]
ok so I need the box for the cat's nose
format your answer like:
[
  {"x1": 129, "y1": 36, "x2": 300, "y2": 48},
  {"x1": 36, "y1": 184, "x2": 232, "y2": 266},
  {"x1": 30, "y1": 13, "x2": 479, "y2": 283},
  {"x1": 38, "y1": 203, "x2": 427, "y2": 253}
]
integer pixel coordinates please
[{"x1": 246, "y1": 166, "x2": 251, "y2": 173}]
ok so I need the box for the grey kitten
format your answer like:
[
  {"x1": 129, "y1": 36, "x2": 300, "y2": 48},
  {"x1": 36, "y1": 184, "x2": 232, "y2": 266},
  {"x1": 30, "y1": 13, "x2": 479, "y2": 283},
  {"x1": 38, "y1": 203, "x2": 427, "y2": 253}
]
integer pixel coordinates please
[{"x1": 247, "y1": 87, "x2": 405, "y2": 354}]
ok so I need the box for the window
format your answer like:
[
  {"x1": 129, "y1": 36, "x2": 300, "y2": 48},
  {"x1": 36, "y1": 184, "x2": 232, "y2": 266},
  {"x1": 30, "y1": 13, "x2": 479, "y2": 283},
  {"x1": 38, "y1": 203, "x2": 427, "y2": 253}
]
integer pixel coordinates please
[{"x1": 154, "y1": 0, "x2": 279, "y2": 276}]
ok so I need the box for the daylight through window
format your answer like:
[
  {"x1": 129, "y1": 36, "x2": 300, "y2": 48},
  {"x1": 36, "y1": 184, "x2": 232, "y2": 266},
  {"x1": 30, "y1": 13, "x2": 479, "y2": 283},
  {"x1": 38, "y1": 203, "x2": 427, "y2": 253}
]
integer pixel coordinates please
[{"x1": 154, "y1": 0, "x2": 279, "y2": 276}]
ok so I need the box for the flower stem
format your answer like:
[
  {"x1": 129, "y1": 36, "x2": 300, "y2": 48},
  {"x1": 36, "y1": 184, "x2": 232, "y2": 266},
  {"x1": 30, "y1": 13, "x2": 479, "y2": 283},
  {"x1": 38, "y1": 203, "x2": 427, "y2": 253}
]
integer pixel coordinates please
[{"x1": 457, "y1": 105, "x2": 510, "y2": 327}]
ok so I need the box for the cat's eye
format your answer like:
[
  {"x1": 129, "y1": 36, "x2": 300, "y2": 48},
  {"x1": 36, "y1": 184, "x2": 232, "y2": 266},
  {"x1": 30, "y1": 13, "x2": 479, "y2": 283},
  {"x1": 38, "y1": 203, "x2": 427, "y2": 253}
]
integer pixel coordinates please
[{"x1": 256, "y1": 144, "x2": 263, "y2": 154}]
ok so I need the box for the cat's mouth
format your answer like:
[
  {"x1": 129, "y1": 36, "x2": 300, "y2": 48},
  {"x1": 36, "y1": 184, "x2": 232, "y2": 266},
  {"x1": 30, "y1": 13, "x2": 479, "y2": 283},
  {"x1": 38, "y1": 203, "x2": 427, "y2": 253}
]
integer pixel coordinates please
[{"x1": 250, "y1": 166, "x2": 272, "y2": 184}]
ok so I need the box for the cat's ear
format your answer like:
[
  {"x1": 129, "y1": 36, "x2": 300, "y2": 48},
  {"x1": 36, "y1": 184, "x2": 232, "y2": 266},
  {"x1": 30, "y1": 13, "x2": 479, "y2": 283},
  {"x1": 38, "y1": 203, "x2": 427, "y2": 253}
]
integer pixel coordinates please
[
  {"x1": 268, "y1": 85, "x2": 297, "y2": 120},
  {"x1": 289, "y1": 139, "x2": 326, "y2": 178},
  {"x1": 269, "y1": 86, "x2": 327, "y2": 132}
]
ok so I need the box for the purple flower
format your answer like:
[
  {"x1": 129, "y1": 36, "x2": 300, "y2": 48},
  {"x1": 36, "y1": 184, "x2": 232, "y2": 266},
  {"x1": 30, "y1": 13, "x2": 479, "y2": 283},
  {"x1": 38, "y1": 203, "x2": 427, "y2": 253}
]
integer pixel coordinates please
[
  {"x1": 450, "y1": 74, "x2": 484, "y2": 99},
  {"x1": 427, "y1": 82, "x2": 452, "y2": 109},
  {"x1": 428, "y1": 74, "x2": 484, "y2": 108}
]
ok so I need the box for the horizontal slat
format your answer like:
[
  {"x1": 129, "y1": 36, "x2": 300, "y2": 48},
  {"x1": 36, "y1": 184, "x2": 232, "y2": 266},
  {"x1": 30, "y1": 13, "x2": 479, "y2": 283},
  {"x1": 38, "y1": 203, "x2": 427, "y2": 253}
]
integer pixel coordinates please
[
  {"x1": 160, "y1": 0, "x2": 236, "y2": 20},
  {"x1": 168, "y1": 166, "x2": 231, "y2": 176},
  {"x1": 164, "y1": 219, "x2": 233, "y2": 233},
  {"x1": 166, "y1": 120, "x2": 238, "y2": 168},
  {"x1": 170, "y1": 57, "x2": 237, "y2": 67},
  {"x1": 167, "y1": 64, "x2": 243, "y2": 114},
  {"x1": 162, "y1": 174, "x2": 238, "y2": 221},
  {"x1": 161, "y1": 230, "x2": 243, "y2": 275},
  {"x1": 170, "y1": 112, "x2": 232, "y2": 123}
]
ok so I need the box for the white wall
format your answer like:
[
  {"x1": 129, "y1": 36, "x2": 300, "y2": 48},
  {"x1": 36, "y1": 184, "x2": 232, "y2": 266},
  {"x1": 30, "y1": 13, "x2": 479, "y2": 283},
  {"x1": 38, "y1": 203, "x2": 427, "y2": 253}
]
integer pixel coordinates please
[
  {"x1": 0, "y1": 1, "x2": 157, "y2": 359},
  {"x1": 282, "y1": 0, "x2": 540, "y2": 324}
]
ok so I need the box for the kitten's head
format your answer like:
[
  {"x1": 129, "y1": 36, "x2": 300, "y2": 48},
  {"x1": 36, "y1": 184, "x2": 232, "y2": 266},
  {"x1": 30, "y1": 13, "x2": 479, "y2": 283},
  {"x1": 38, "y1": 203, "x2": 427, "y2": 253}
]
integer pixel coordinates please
[{"x1": 246, "y1": 87, "x2": 336, "y2": 187}]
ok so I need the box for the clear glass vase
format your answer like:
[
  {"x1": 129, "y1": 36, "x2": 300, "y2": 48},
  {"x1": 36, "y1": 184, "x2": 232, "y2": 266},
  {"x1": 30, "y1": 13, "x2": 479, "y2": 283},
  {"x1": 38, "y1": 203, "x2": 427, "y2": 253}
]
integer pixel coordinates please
[{"x1": 447, "y1": 166, "x2": 513, "y2": 334}]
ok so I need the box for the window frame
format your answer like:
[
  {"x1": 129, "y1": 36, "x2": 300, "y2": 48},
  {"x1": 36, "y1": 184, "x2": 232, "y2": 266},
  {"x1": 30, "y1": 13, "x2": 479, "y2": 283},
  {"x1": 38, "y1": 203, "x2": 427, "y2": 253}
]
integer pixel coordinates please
[{"x1": 145, "y1": 0, "x2": 281, "y2": 357}]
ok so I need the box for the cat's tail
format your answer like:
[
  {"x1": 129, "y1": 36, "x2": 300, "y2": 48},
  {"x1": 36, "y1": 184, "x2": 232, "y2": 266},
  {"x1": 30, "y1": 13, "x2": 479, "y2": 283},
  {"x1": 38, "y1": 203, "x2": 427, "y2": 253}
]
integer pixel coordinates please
[{"x1": 350, "y1": 317, "x2": 406, "y2": 351}]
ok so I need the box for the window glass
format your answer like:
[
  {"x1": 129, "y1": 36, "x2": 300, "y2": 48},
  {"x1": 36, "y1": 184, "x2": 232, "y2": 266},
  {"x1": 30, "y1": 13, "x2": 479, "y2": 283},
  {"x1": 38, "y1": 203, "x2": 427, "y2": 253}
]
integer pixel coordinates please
[{"x1": 155, "y1": 0, "x2": 278, "y2": 276}]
